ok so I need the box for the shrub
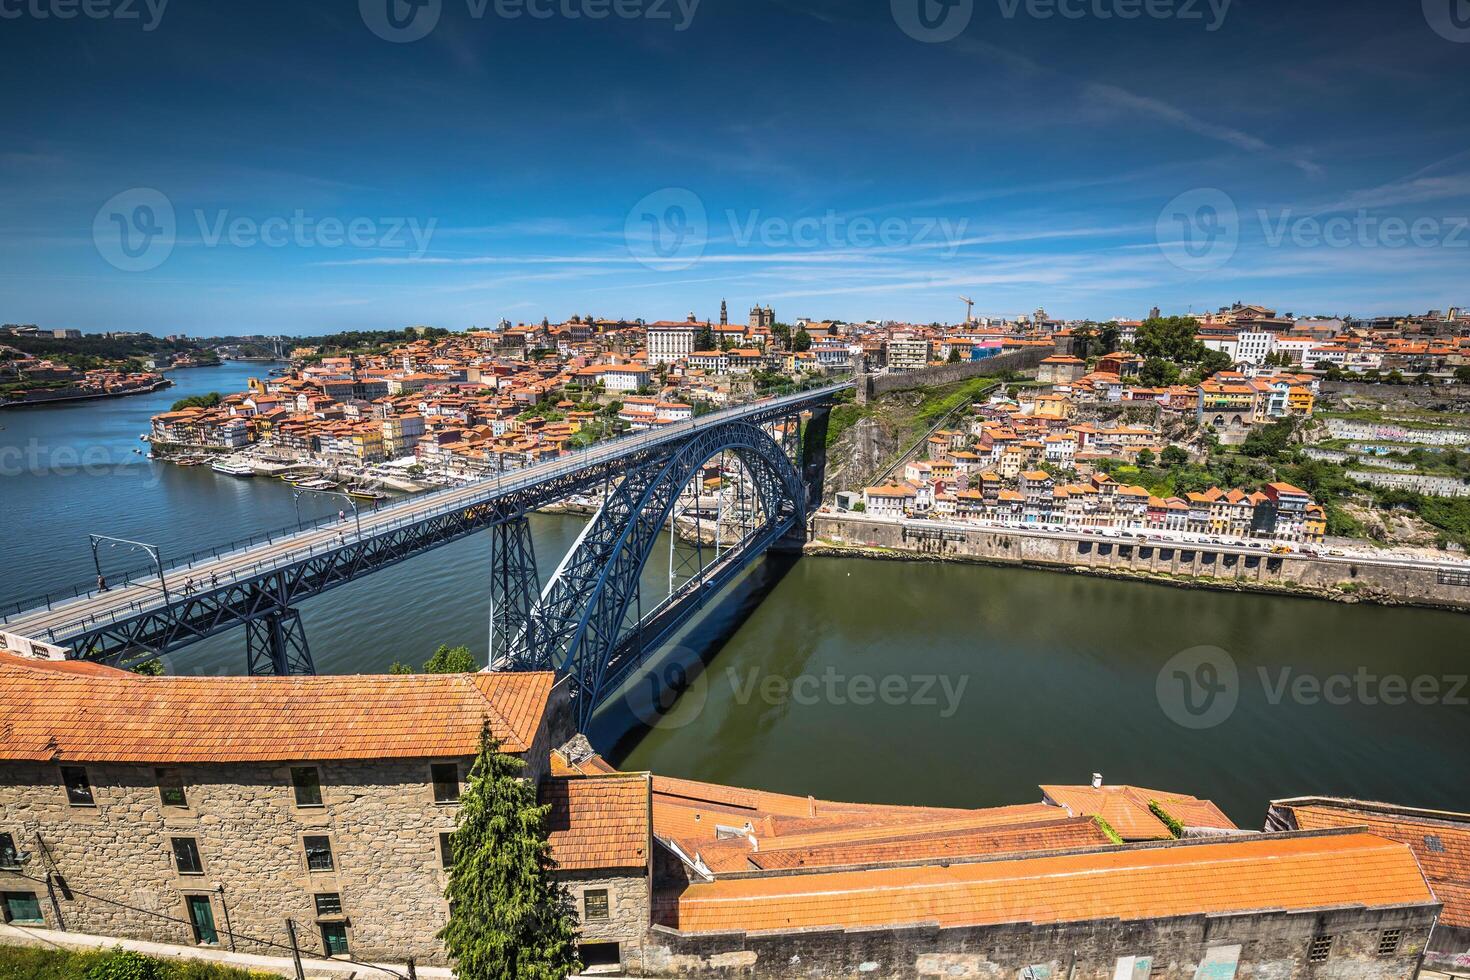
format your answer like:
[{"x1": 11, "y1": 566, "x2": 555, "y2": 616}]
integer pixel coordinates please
[{"x1": 86, "y1": 949, "x2": 164, "y2": 980}]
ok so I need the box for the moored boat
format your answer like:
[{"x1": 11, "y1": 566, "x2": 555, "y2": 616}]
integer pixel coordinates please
[{"x1": 211, "y1": 458, "x2": 256, "y2": 477}]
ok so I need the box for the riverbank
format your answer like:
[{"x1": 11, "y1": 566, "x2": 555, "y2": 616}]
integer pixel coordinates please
[
  {"x1": 809, "y1": 513, "x2": 1470, "y2": 612},
  {"x1": 0, "y1": 377, "x2": 171, "y2": 409}
]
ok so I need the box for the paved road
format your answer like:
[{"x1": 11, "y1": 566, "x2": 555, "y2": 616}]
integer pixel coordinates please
[{"x1": 6, "y1": 383, "x2": 849, "y2": 646}]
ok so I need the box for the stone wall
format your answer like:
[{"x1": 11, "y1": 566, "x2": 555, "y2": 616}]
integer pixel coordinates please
[
  {"x1": 561, "y1": 870, "x2": 652, "y2": 970},
  {"x1": 0, "y1": 680, "x2": 575, "y2": 967},
  {"x1": 812, "y1": 515, "x2": 1470, "y2": 611},
  {"x1": 858, "y1": 348, "x2": 1047, "y2": 404},
  {"x1": 642, "y1": 905, "x2": 1435, "y2": 979},
  {"x1": 0, "y1": 757, "x2": 469, "y2": 964}
]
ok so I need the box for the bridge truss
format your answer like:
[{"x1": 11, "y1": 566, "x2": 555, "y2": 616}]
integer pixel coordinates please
[{"x1": 15, "y1": 390, "x2": 837, "y2": 723}]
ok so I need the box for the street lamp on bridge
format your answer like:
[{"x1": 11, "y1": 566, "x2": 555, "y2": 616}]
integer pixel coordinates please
[{"x1": 291, "y1": 487, "x2": 363, "y2": 540}]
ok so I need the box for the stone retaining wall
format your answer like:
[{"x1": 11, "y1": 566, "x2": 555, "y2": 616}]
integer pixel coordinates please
[
  {"x1": 812, "y1": 515, "x2": 1470, "y2": 611},
  {"x1": 857, "y1": 348, "x2": 1048, "y2": 404}
]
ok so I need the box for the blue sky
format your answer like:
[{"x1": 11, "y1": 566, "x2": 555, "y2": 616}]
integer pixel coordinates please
[{"x1": 2, "y1": 0, "x2": 1468, "y2": 334}]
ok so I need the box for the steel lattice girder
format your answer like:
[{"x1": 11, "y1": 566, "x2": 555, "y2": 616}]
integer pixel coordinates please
[
  {"x1": 245, "y1": 608, "x2": 315, "y2": 676},
  {"x1": 56, "y1": 401, "x2": 833, "y2": 669},
  {"x1": 488, "y1": 515, "x2": 540, "y2": 665},
  {"x1": 511, "y1": 421, "x2": 805, "y2": 720}
]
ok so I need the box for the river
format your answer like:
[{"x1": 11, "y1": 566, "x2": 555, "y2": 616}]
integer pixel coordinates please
[{"x1": 3, "y1": 363, "x2": 1468, "y2": 825}]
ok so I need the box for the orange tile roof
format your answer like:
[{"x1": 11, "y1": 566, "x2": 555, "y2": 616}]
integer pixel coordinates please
[
  {"x1": 1273, "y1": 797, "x2": 1470, "y2": 927},
  {"x1": 1040, "y1": 784, "x2": 1235, "y2": 840},
  {"x1": 542, "y1": 773, "x2": 651, "y2": 871},
  {"x1": 653, "y1": 832, "x2": 1433, "y2": 934},
  {"x1": 0, "y1": 652, "x2": 554, "y2": 762},
  {"x1": 744, "y1": 816, "x2": 1111, "y2": 872}
]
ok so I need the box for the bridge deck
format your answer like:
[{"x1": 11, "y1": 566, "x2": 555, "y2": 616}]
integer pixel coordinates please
[{"x1": 4, "y1": 383, "x2": 849, "y2": 648}]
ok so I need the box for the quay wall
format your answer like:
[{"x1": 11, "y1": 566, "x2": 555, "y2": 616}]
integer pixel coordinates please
[{"x1": 810, "y1": 515, "x2": 1470, "y2": 612}]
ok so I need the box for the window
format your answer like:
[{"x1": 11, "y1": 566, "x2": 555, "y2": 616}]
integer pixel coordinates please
[
  {"x1": 185, "y1": 894, "x2": 218, "y2": 945},
  {"x1": 156, "y1": 768, "x2": 188, "y2": 808},
  {"x1": 320, "y1": 922, "x2": 350, "y2": 957},
  {"x1": 1378, "y1": 929, "x2": 1402, "y2": 956},
  {"x1": 0, "y1": 834, "x2": 18, "y2": 869},
  {"x1": 2, "y1": 892, "x2": 42, "y2": 925},
  {"x1": 439, "y1": 832, "x2": 454, "y2": 869},
  {"x1": 579, "y1": 942, "x2": 621, "y2": 969},
  {"x1": 1308, "y1": 935, "x2": 1334, "y2": 963},
  {"x1": 291, "y1": 767, "x2": 323, "y2": 807},
  {"x1": 171, "y1": 837, "x2": 204, "y2": 875},
  {"x1": 61, "y1": 766, "x2": 94, "y2": 806},
  {"x1": 314, "y1": 893, "x2": 342, "y2": 917},
  {"x1": 303, "y1": 835, "x2": 334, "y2": 872},
  {"x1": 431, "y1": 763, "x2": 460, "y2": 803},
  {"x1": 583, "y1": 888, "x2": 610, "y2": 921}
]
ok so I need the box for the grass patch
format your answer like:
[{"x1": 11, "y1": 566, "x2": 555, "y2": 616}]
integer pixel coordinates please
[
  {"x1": 0, "y1": 945, "x2": 270, "y2": 980},
  {"x1": 911, "y1": 377, "x2": 998, "y2": 431},
  {"x1": 1093, "y1": 816, "x2": 1124, "y2": 845},
  {"x1": 1148, "y1": 801, "x2": 1185, "y2": 839}
]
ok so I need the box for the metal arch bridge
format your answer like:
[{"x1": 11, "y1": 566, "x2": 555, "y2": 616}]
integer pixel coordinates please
[{"x1": 1, "y1": 383, "x2": 845, "y2": 724}]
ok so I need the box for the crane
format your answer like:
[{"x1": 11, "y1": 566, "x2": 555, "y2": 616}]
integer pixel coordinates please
[{"x1": 959, "y1": 295, "x2": 975, "y2": 325}]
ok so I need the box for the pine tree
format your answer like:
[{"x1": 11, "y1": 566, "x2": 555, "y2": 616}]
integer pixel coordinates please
[{"x1": 440, "y1": 725, "x2": 582, "y2": 980}]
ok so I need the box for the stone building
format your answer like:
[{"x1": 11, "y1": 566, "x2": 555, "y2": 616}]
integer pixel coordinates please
[
  {"x1": 1268, "y1": 796, "x2": 1470, "y2": 972},
  {"x1": 0, "y1": 648, "x2": 1452, "y2": 978},
  {"x1": 0, "y1": 651, "x2": 578, "y2": 967}
]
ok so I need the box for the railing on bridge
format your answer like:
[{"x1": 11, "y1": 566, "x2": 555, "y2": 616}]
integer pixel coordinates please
[
  {"x1": 3, "y1": 379, "x2": 849, "y2": 704},
  {"x1": 2, "y1": 378, "x2": 851, "y2": 635}
]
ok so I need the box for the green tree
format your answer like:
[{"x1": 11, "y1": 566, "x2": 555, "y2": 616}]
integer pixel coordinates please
[
  {"x1": 694, "y1": 323, "x2": 716, "y2": 351},
  {"x1": 1161, "y1": 445, "x2": 1189, "y2": 468},
  {"x1": 387, "y1": 661, "x2": 414, "y2": 675},
  {"x1": 130, "y1": 659, "x2": 165, "y2": 677},
  {"x1": 440, "y1": 726, "x2": 581, "y2": 980},
  {"x1": 1138, "y1": 357, "x2": 1180, "y2": 387},
  {"x1": 947, "y1": 346, "x2": 963, "y2": 364},
  {"x1": 791, "y1": 326, "x2": 812, "y2": 353},
  {"x1": 1132, "y1": 316, "x2": 1202, "y2": 362},
  {"x1": 1136, "y1": 448, "x2": 1156, "y2": 468},
  {"x1": 169, "y1": 392, "x2": 222, "y2": 412},
  {"x1": 1455, "y1": 366, "x2": 1470, "y2": 383},
  {"x1": 424, "y1": 644, "x2": 478, "y2": 673}
]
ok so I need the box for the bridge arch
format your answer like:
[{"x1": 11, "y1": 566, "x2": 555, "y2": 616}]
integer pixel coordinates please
[{"x1": 510, "y1": 419, "x2": 805, "y2": 722}]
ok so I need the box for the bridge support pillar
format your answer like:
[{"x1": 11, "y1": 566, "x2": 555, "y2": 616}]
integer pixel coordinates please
[
  {"x1": 800, "y1": 406, "x2": 832, "y2": 514},
  {"x1": 488, "y1": 515, "x2": 540, "y2": 668},
  {"x1": 245, "y1": 608, "x2": 316, "y2": 676}
]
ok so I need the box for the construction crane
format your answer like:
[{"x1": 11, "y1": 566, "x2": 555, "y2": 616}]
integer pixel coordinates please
[{"x1": 959, "y1": 295, "x2": 975, "y2": 324}]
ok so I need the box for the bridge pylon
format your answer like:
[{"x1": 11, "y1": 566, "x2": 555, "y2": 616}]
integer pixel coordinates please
[
  {"x1": 245, "y1": 607, "x2": 315, "y2": 676},
  {"x1": 488, "y1": 515, "x2": 540, "y2": 668}
]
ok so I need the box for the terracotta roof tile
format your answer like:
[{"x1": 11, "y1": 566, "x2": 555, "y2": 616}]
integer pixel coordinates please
[
  {"x1": 653, "y1": 832, "x2": 1434, "y2": 934},
  {"x1": 1274, "y1": 797, "x2": 1470, "y2": 927},
  {"x1": 542, "y1": 773, "x2": 651, "y2": 871},
  {"x1": 0, "y1": 652, "x2": 553, "y2": 763}
]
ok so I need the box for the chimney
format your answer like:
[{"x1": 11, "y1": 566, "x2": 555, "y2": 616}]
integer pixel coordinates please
[{"x1": 1091, "y1": 772, "x2": 1103, "y2": 789}]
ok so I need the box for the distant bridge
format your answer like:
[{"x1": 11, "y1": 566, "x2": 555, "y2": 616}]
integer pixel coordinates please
[{"x1": 1, "y1": 383, "x2": 845, "y2": 724}]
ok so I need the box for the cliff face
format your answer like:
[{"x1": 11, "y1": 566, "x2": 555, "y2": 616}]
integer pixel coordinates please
[{"x1": 824, "y1": 385, "x2": 963, "y2": 492}]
